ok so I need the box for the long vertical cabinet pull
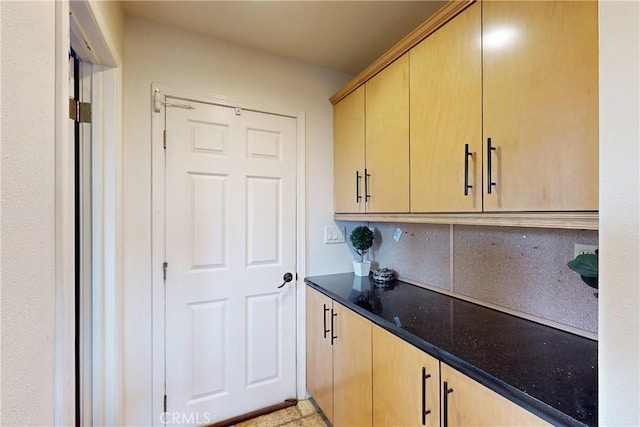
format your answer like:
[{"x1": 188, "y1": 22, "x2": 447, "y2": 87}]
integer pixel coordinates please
[
  {"x1": 464, "y1": 143, "x2": 473, "y2": 196},
  {"x1": 487, "y1": 138, "x2": 497, "y2": 194},
  {"x1": 323, "y1": 304, "x2": 330, "y2": 338},
  {"x1": 330, "y1": 309, "x2": 338, "y2": 345},
  {"x1": 364, "y1": 168, "x2": 371, "y2": 202},
  {"x1": 421, "y1": 367, "x2": 432, "y2": 425},
  {"x1": 355, "y1": 171, "x2": 362, "y2": 203},
  {"x1": 443, "y1": 382, "x2": 454, "y2": 427}
]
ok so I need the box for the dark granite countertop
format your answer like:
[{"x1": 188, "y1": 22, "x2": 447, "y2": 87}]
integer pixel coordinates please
[{"x1": 305, "y1": 273, "x2": 597, "y2": 427}]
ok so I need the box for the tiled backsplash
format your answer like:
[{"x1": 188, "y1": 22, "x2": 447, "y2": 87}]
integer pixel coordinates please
[{"x1": 342, "y1": 222, "x2": 598, "y2": 336}]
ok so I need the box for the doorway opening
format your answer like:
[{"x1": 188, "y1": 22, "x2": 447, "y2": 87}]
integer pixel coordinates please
[{"x1": 70, "y1": 48, "x2": 93, "y2": 427}]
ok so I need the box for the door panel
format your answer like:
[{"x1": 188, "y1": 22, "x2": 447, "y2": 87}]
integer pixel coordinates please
[
  {"x1": 373, "y1": 326, "x2": 440, "y2": 427},
  {"x1": 191, "y1": 120, "x2": 228, "y2": 154},
  {"x1": 333, "y1": 303, "x2": 372, "y2": 427},
  {"x1": 190, "y1": 173, "x2": 226, "y2": 268},
  {"x1": 165, "y1": 100, "x2": 297, "y2": 424},
  {"x1": 410, "y1": 2, "x2": 482, "y2": 213},
  {"x1": 305, "y1": 287, "x2": 334, "y2": 423},
  {"x1": 246, "y1": 177, "x2": 280, "y2": 265},
  {"x1": 441, "y1": 363, "x2": 549, "y2": 426},
  {"x1": 333, "y1": 86, "x2": 366, "y2": 213},
  {"x1": 246, "y1": 293, "x2": 281, "y2": 386},
  {"x1": 365, "y1": 54, "x2": 410, "y2": 213},
  {"x1": 483, "y1": 0, "x2": 598, "y2": 211},
  {"x1": 190, "y1": 300, "x2": 227, "y2": 398}
]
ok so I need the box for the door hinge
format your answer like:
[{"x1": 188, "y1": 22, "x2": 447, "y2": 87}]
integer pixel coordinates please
[
  {"x1": 69, "y1": 98, "x2": 92, "y2": 123},
  {"x1": 163, "y1": 130, "x2": 167, "y2": 149},
  {"x1": 163, "y1": 262, "x2": 168, "y2": 281},
  {"x1": 163, "y1": 394, "x2": 167, "y2": 413}
]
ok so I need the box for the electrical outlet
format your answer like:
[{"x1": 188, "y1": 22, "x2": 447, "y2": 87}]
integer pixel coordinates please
[
  {"x1": 393, "y1": 228, "x2": 403, "y2": 242},
  {"x1": 574, "y1": 243, "x2": 598, "y2": 258},
  {"x1": 324, "y1": 226, "x2": 346, "y2": 244}
]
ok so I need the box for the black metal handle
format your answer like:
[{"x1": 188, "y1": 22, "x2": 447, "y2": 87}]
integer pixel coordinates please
[
  {"x1": 364, "y1": 168, "x2": 371, "y2": 202},
  {"x1": 323, "y1": 304, "x2": 330, "y2": 339},
  {"x1": 464, "y1": 143, "x2": 473, "y2": 196},
  {"x1": 277, "y1": 272, "x2": 293, "y2": 288},
  {"x1": 487, "y1": 138, "x2": 497, "y2": 194},
  {"x1": 421, "y1": 367, "x2": 432, "y2": 425},
  {"x1": 356, "y1": 171, "x2": 362, "y2": 203},
  {"x1": 443, "y1": 381, "x2": 454, "y2": 427},
  {"x1": 330, "y1": 310, "x2": 338, "y2": 345}
]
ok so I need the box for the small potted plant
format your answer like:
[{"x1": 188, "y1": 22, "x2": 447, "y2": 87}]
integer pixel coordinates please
[{"x1": 350, "y1": 226, "x2": 374, "y2": 276}]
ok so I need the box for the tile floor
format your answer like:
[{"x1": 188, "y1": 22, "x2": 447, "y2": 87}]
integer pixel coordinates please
[{"x1": 234, "y1": 400, "x2": 328, "y2": 427}]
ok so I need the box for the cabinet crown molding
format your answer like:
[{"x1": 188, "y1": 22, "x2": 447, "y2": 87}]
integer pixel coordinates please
[{"x1": 330, "y1": 0, "x2": 475, "y2": 105}]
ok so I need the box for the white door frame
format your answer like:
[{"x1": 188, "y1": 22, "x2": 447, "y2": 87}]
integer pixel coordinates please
[
  {"x1": 54, "y1": 2, "x2": 74, "y2": 424},
  {"x1": 150, "y1": 84, "x2": 307, "y2": 424},
  {"x1": 56, "y1": 1, "x2": 123, "y2": 425}
]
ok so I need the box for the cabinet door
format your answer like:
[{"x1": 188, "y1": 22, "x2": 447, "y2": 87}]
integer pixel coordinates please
[
  {"x1": 372, "y1": 326, "x2": 440, "y2": 427},
  {"x1": 483, "y1": 1, "x2": 598, "y2": 211},
  {"x1": 441, "y1": 363, "x2": 550, "y2": 426},
  {"x1": 410, "y1": 2, "x2": 482, "y2": 213},
  {"x1": 334, "y1": 86, "x2": 366, "y2": 213},
  {"x1": 365, "y1": 55, "x2": 410, "y2": 213},
  {"x1": 305, "y1": 287, "x2": 334, "y2": 422},
  {"x1": 333, "y1": 303, "x2": 372, "y2": 427}
]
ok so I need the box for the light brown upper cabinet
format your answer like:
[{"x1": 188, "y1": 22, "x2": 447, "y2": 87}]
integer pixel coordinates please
[
  {"x1": 333, "y1": 86, "x2": 365, "y2": 213},
  {"x1": 333, "y1": 0, "x2": 598, "y2": 219},
  {"x1": 365, "y1": 54, "x2": 410, "y2": 213},
  {"x1": 410, "y1": 2, "x2": 482, "y2": 213},
  {"x1": 334, "y1": 56, "x2": 410, "y2": 214},
  {"x1": 482, "y1": 0, "x2": 598, "y2": 211}
]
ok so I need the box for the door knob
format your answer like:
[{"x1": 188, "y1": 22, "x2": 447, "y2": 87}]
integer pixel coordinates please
[{"x1": 277, "y1": 272, "x2": 294, "y2": 288}]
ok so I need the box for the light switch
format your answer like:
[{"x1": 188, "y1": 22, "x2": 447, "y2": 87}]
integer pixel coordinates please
[{"x1": 324, "y1": 226, "x2": 346, "y2": 244}]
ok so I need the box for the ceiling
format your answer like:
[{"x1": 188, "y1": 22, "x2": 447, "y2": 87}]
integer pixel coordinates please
[{"x1": 120, "y1": 1, "x2": 447, "y2": 76}]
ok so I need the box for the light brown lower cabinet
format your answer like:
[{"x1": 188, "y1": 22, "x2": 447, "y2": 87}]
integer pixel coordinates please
[
  {"x1": 441, "y1": 363, "x2": 550, "y2": 427},
  {"x1": 305, "y1": 287, "x2": 334, "y2": 423},
  {"x1": 306, "y1": 287, "x2": 372, "y2": 427},
  {"x1": 373, "y1": 326, "x2": 440, "y2": 427},
  {"x1": 307, "y1": 287, "x2": 552, "y2": 427},
  {"x1": 333, "y1": 303, "x2": 372, "y2": 427}
]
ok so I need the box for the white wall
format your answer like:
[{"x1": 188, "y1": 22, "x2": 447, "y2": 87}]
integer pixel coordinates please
[
  {"x1": 0, "y1": 1, "x2": 57, "y2": 425},
  {"x1": 599, "y1": 1, "x2": 640, "y2": 424},
  {"x1": 122, "y1": 16, "x2": 352, "y2": 425}
]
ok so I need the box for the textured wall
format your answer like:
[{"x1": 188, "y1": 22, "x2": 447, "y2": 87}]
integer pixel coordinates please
[
  {"x1": 368, "y1": 223, "x2": 451, "y2": 290},
  {"x1": 0, "y1": 1, "x2": 57, "y2": 425},
  {"x1": 367, "y1": 222, "x2": 598, "y2": 335}
]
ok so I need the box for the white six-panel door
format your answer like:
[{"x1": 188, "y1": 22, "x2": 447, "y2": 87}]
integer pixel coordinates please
[{"x1": 164, "y1": 99, "x2": 297, "y2": 425}]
